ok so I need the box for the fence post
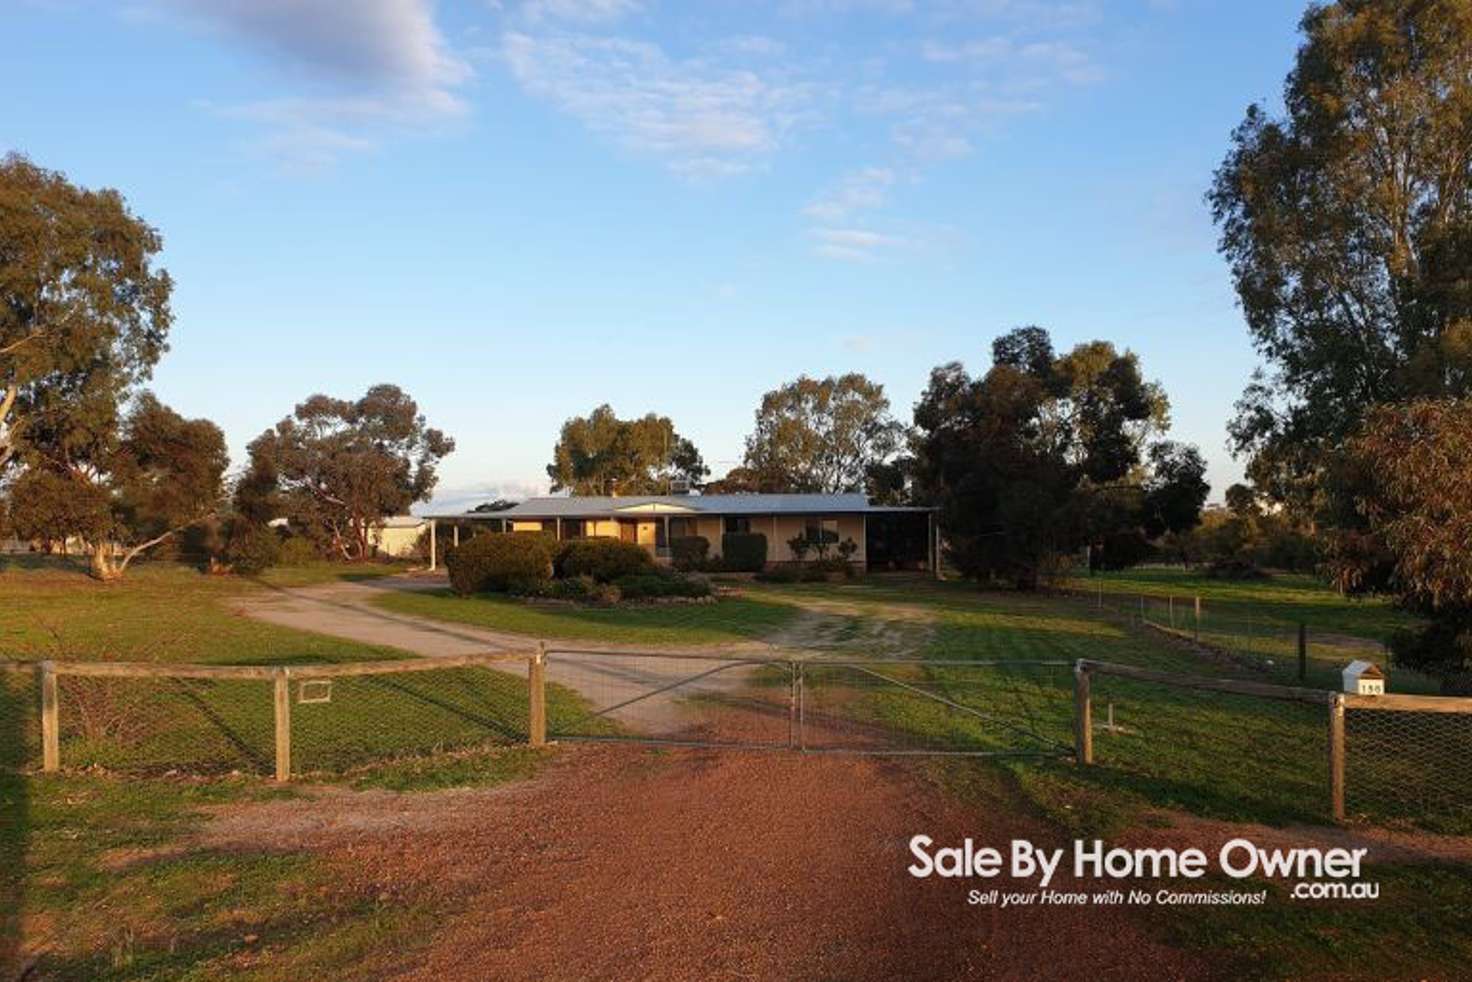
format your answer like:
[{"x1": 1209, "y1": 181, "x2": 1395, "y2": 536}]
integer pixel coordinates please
[
  {"x1": 1328, "y1": 693, "x2": 1345, "y2": 822},
  {"x1": 40, "y1": 660, "x2": 59, "y2": 773},
  {"x1": 273, "y1": 668, "x2": 291, "y2": 782},
  {"x1": 1194, "y1": 596, "x2": 1201, "y2": 643},
  {"x1": 787, "y1": 661, "x2": 798, "y2": 749},
  {"x1": 798, "y1": 661, "x2": 807, "y2": 752},
  {"x1": 528, "y1": 642, "x2": 547, "y2": 748},
  {"x1": 1298, "y1": 624, "x2": 1308, "y2": 681},
  {"x1": 1073, "y1": 661, "x2": 1093, "y2": 765}
]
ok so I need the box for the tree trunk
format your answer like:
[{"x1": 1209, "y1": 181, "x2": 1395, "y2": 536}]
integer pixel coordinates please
[{"x1": 89, "y1": 546, "x2": 121, "y2": 581}]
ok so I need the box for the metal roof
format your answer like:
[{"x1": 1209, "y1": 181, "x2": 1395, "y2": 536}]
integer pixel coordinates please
[{"x1": 424, "y1": 493, "x2": 932, "y2": 520}]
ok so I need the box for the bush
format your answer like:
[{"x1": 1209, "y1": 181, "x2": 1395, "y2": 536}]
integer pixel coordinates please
[
  {"x1": 277, "y1": 536, "x2": 320, "y2": 566},
  {"x1": 670, "y1": 535, "x2": 709, "y2": 571},
  {"x1": 547, "y1": 574, "x2": 597, "y2": 601},
  {"x1": 219, "y1": 517, "x2": 280, "y2": 574},
  {"x1": 447, "y1": 532, "x2": 556, "y2": 596},
  {"x1": 614, "y1": 571, "x2": 712, "y2": 600},
  {"x1": 755, "y1": 565, "x2": 805, "y2": 584},
  {"x1": 555, "y1": 538, "x2": 655, "y2": 582},
  {"x1": 721, "y1": 532, "x2": 768, "y2": 572},
  {"x1": 1204, "y1": 558, "x2": 1270, "y2": 581}
]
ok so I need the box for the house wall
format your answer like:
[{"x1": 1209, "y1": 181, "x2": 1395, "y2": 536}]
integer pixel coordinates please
[
  {"x1": 491, "y1": 512, "x2": 877, "y2": 567},
  {"x1": 703, "y1": 514, "x2": 866, "y2": 564},
  {"x1": 371, "y1": 523, "x2": 425, "y2": 559}
]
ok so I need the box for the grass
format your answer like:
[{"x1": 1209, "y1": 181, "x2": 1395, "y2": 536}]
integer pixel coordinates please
[
  {"x1": 1068, "y1": 566, "x2": 1419, "y2": 642},
  {"x1": 370, "y1": 587, "x2": 802, "y2": 645},
  {"x1": 0, "y1": 559, "x2": 408, "y2": 666}
]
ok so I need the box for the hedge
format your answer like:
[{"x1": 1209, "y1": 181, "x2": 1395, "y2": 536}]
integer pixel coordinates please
[
  {"x1": 555, "y1": 538, "x2": 656, "y2": 582},
  {"x1": 447, "y1": 532, "x2": 557, "y2": 596},
  {"x1": 670, "y1": 535, "x2": 709, "y2": 570},
  {"x1": 720, "y1": 532, "x2": 768, "y2": 572}
]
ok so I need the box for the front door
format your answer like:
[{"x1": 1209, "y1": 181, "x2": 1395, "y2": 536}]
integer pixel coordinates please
[{"x1": 618, "y1": 520, "x2": 638, "y2": 543}]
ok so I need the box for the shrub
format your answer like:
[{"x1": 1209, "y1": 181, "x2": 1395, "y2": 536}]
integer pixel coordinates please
[
  {"x1": 277, "y1": 536, "x2": 320, "y2": 566},
  {"x1": 555, "y1": 538, "x2": 655, "y2": 582},
  {"x1": 837, "y1": 537, "x2": 859, "y2": 563},
  {"x1": 589, "y1": 581, "x2": 622, "y2": 606},
  {"x1": 786, "y1": 535, "x2": 812, "y2": 562},
  {"x1": 614, "y1": 571, "x2": 712, "y2": 600},
  {"x1": 670, "y1": 535, "x2": 709, "y2": 571},
  {"x1": 220, "y1": 517, "x2": 281, "y2": 574},
  {"x1": 447, "y1": 532, "x2": 556, "y2": 596},
  {"x1": 548, "y1": 574, "x2": 597, "y2": 600},
  {"x1": 755, "y1": 565, "x2": 805, "y2": 584},
  {"x1": 721, "y1": 532, "x2": 768, "y2": 572}
]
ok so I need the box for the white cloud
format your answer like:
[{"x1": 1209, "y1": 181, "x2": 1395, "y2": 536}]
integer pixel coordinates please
[
  {"x1": 501, "y1": 32, "x2": 815, "y2": 177},
  {"x1": 811, "y1": 226, "x2": 906, "y2": 262},
  {"x1": 521, "y1": 0, "x2": 642, "y2": 24},
  {"x1": 174, "y1": 0, "x2": 469, "y2": 166},
  {"x1": 803, "y1": 167, "x2": 895, "y2": 222}
]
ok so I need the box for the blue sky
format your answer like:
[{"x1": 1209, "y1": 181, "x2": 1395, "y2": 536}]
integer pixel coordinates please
[{"x1": 7, "y1": 0, "x2": 1306, "y2": 510}]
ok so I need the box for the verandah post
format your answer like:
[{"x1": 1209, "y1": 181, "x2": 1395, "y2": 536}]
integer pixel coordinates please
[{"x1": 40, "y1": 660, "x2": 59, "y2": 772}]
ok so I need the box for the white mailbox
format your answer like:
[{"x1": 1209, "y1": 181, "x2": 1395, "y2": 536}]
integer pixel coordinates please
[{"x1": 1342, "y1": 660, "x2": 1385, "y2": 696}]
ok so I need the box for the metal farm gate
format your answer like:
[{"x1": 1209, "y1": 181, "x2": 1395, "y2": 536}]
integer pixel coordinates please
[{"x1": 542, "y1": 648, "x2": 1075, "y2": 758}]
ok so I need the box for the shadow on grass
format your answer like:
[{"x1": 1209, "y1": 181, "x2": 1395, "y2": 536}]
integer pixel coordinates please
[{"x1": 0, "y1": 671, "x2": 30, "y2": 977}]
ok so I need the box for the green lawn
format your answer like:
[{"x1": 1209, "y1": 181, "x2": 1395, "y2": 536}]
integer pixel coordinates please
[
  {"x1": 370, "y1": 588, "x2": 802, "y2": 646},
  {"x1": 0, "y1": 559, "x2": 407, "y2": 666},
  {"x1": 1067, "y1": 566, "x2": 1418, "y2": 641}
]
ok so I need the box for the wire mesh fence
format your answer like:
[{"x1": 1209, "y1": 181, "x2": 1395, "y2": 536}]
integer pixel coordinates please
[
  {"x1": 56, "y1": 673, "x2": 276, "y2": 776},
  {"x1": 1344, "y1": 702, "x2": 1472, "y2": 835},
  {"x1": 289, "y1": 663, "x2": 532, "y2": 775},
  {"x1": 1, "y1": 664, "x2": 41, "y2": 772}
]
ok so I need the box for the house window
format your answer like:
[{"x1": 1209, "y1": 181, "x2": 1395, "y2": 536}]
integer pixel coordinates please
[
  {"x1": 803, "y1": 518, "x2": 840, "y2": 546},
  {"x1": 670, "y1": 518, "x2": 700, "y2": 538},
  {"x1": 561, "y1": 519, "x2": 585, "y2": 539},
  {"x1": 724, "y1": 517, "x2": 752, "y2": 534}
]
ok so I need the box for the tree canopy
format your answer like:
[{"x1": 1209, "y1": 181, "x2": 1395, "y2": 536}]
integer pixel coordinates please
[
  {"x1": 742, "y1": 373, "x2": 906, "y2": 494},
  {"x1": 241, "y1": 384, "x2": 454, "y2": 561},
  {"x1": 546, "y1": 404, "x2": 706, "y2": 495},
  {"x1": 0, "y1": 154, "x2": 172, "y2": 475},
  {"x1": 911, "y1": 327, "x2": 1205, "y2": 587},
  {"x1": 6, "y1": 393, "x2": 227, "y2": 579},
  {"x1": 1209, "y1": 0, "x2": 1472, "y2": 510}
]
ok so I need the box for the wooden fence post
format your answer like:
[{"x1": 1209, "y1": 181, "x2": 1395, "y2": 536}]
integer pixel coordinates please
[
  {"x1": 528, "y1": 642, "x2": 547, "y2": 748},
  {"x1": 1298, "y1": 624, "x2": 1308, "y2": 681},
  {"x1": 273, "y1": 668, "x2": 291, "y2": 782},
  {"x1": 40, "y1": 660, "x2": 59, "y2": 773},
  {"x1": 1328, "y1": 693, "x2": 1345, "y2": 822},
  {"x1": 1074, "y1": 662, "x2": 1093, "y2": 765}
]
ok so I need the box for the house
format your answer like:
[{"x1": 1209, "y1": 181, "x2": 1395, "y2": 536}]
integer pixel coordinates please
[
  {"x1": 422, "y1": 493, "x2": 937, "y2": 573},
  {"x1": 370, "y1": 515, "x2": 429, "y2": 559}
]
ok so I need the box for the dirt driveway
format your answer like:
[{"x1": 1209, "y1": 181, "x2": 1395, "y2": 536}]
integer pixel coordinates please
[{"x1": 198, "y1": 740, "x2": 1218, "y2": 982}]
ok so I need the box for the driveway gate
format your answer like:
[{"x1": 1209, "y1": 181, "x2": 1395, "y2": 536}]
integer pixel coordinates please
[{"x1": 543, "y1": 648, "x2": 1074, "y2": 757}]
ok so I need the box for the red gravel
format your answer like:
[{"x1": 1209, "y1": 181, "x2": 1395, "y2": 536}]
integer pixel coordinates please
[{"x1": 272, "y1": 740, "x2": 1219, "y2": 982}]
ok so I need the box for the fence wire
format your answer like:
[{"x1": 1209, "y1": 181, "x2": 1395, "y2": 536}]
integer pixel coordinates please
[
  {"x1": 290, "y1": 664, "x2": 529, "y2": 774},
  {"x1": 56, "y1": 674, "x2": 275, "y2": 776},
  {"x1": 1344, "y1": 706, "x2": 1472, "y2": 835},
  {"x1": 799, "y1": 660, "x2": 1073, "y2": 755},
  {"x1": 1087, "y1": 670, "x2": 1332, "y2": 824},
  {"x1": 1, "y1": 666, "x2": 40, "y2": 772},
  {"x1": 546, "y1": 651, "x2": 794, "y2": 748}
]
